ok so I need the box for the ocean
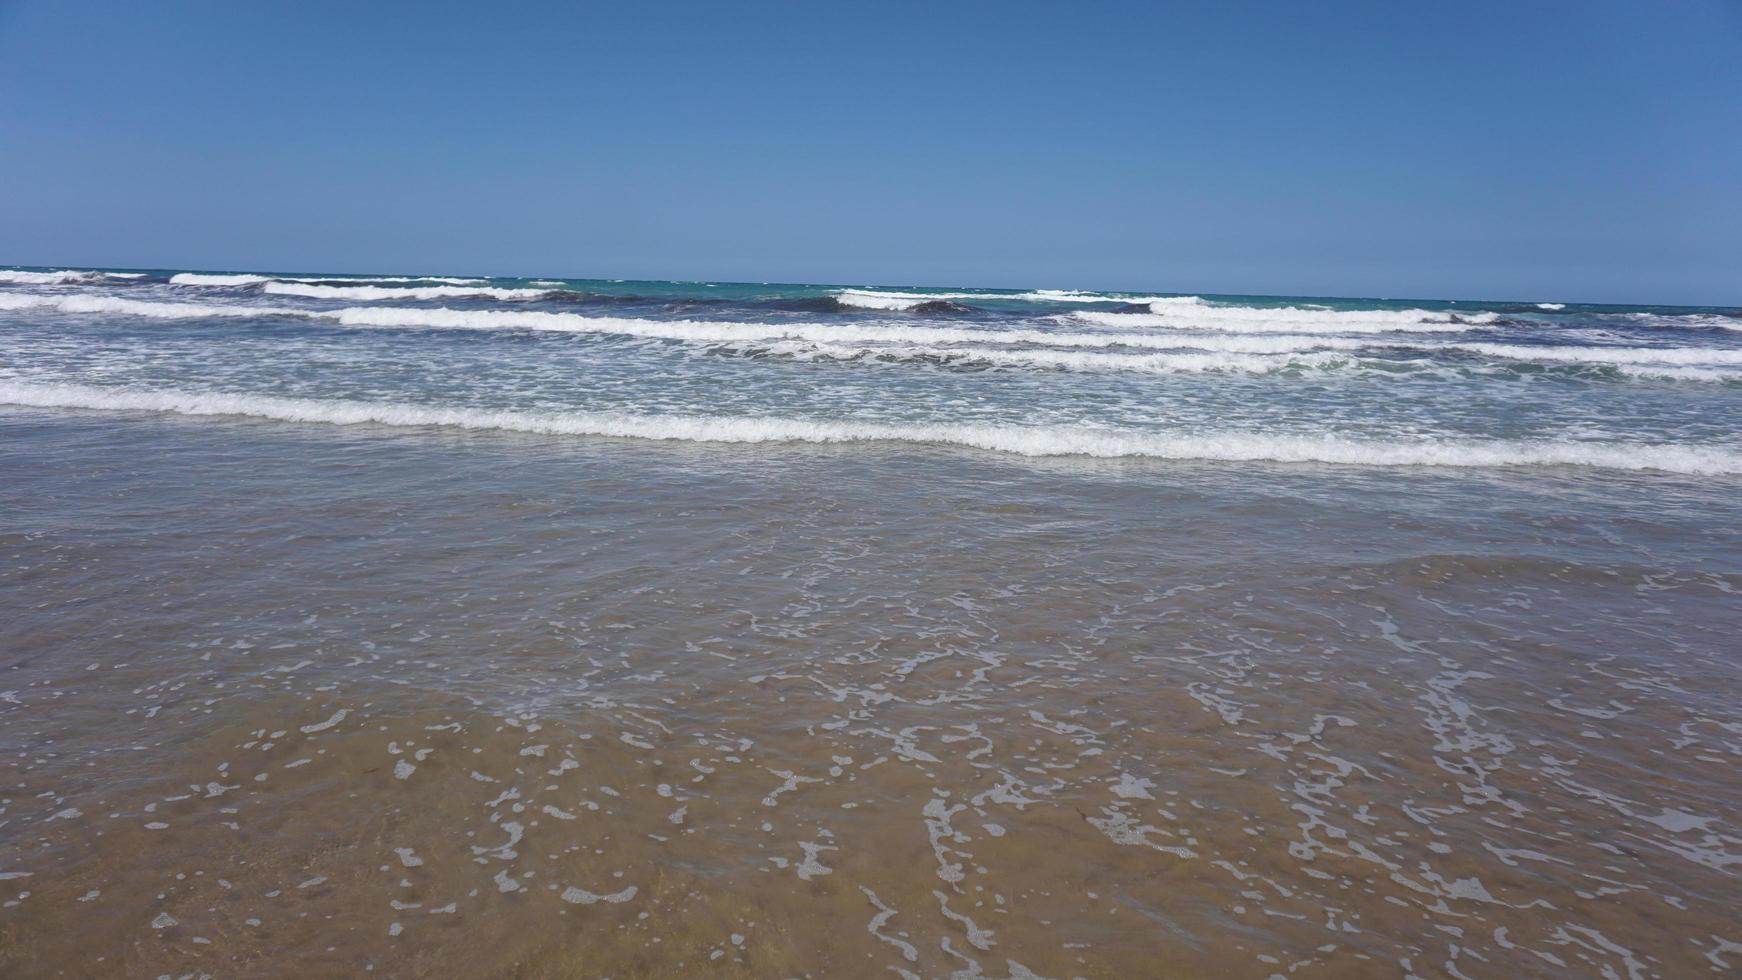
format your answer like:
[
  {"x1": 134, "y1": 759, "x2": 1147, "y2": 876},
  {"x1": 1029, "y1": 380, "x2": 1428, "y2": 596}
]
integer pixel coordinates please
[{"x1": 2, "y1": 266, "x2": 1739, "y2": 976}]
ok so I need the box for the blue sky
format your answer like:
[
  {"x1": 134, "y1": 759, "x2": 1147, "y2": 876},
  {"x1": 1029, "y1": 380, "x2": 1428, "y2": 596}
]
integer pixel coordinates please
[{"x1": 1, "y1": 0, "x2": 1737, "y2": 304}]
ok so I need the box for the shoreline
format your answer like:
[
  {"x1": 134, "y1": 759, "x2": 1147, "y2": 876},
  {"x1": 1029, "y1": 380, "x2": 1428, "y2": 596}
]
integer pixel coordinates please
[{"x1": 2, "y1": 412, "x2": 1736, "y2": 976}]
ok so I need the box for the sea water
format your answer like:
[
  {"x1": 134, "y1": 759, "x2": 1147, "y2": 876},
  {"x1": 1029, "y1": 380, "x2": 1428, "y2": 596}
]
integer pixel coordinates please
[{"x1": 1, "y1": 267, "x2": 1738, "y2": 976}]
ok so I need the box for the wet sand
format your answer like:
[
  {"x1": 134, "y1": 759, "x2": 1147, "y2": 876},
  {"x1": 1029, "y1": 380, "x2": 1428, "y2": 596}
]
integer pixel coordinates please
[{"x1": 2, "y1": 410, "x2": 1739, "y2": 977}]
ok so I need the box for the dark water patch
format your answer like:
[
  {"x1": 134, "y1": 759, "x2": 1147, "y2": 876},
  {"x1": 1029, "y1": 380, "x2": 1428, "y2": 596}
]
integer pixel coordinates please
[
  {"x1": 909, "y1": 299, "x2": 978, "y2": 314},
  {"x1": 761, "y1": 296, "x2": 853, "y2": 313},
  {"x1": 537, "y1": 289, "x2": 659, "y2": 305}
]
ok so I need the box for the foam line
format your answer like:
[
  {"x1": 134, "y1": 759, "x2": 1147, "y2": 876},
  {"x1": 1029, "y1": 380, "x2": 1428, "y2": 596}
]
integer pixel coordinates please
[
  {"x1": 261, "y1": 282, "x2": 552, "y2": 301},
  {"x1": 9, "y1": 294, "x2": 1741, "y2": 376},
  {"x1": 836, "y1": 289, "x2": 1203, "y2": 310},
  {"x1": 2, "y1": 381, "x2": 1736, "y2": 474}
]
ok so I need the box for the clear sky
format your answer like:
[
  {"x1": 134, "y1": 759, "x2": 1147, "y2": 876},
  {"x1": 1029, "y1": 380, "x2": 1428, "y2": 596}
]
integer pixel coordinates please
[{"x1": 2, "y1": 0, "x2": 1738, "y2": 304}]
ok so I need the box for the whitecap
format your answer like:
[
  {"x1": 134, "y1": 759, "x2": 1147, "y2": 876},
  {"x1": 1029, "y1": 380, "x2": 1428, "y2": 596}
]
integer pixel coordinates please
[
  {"x1": 3, "y1": 381, "x2": 1737, "y2": 475},
  {"x1": 261, "y1": 282, "x2": 554, "y2": 302}
]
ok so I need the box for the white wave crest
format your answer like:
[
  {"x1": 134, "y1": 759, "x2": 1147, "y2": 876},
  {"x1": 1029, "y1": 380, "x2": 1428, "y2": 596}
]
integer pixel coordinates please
[
  {"x1": 0, "y1": 292, "x2": 1269, "y2": 349},
  {"x1": 1537, "y1": 303, "x2": 1566, "y2": 311},
  {"x1": 321, "y1": 304, "x2": 1413, "y2": 353},
  {"x1": 364, "y1": 276, "x2": 488, "y2": 285},
  {"x1": 261, "y1": 282, "x2": 553, "y2": 301},
  {"x1": 171, "y1": 272, "x2": 490, "y2": 288},
  {"x1": 730, "y1": 336, "x2": 1739, "y2": 382},
  {"x1": 835, "y1": 291, "x2": 944, "y2": 311},
  {"x1": 727, "y1": 341, "x2": 1363, "y2": 376},
  {"x1": 3, "y1": 381, "x2": 1736, "y2": 474},
  {"x1": 1453, "y1": 343, "x2": 1742, "y2": 367},
  {"x1": 14, "y1": 294, "x2": 1741, "y2": 382},
  {"x1": 1621, "y1": 312, "x2": 1742, "y2": 332},
  {"x1": 169, "y1": 273, "x2": 272, "y2": 286},
  {"x1": 1014, "y1": 290, "x2": 1204, "y2": 305},
  {"x1": 835, "y1": 289, "x2": 1203, "y2": 310},
  {"x1": 0, "y1": 293, "x2": 298, "y2": 319},
  {"x1": 1075, "y1": 306, "x2": 1498, "y2": 334},
  {"x1": 0, "y1": 269, "x2": 118, "y2": 285}
]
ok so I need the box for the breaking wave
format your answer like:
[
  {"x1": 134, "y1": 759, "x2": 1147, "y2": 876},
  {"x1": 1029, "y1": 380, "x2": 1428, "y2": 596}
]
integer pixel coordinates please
[
  {"x1": 169, "y1": 272, "x2": 489, "y2": 288},
  {"x1": 6, "y1": 294, "x2": 1739, "y2": 382},
  {"x1": 3, "y1": 381, "x2": 1737, "y2": 474},
  {"x1": 0, "y1": 293, "x2": 298, "y2": 319},
  {"x1": 1074, "y1": 306, "x2": 1500, "y2": 334},
  {"x1": 260, "y1": 282, "x2": 553, "y2": 301},
  {"x1": 711, "y1": 341, "x2": 1366, "y2": 375},
  {"x1": 1452, "y1": 342, "x2": 1742, "y2": 367},
  {"x1": 0, "y1": 293, "x2": 1366, "y2": 351},
  {"x1": 835, "y1": 289, "x2": 1203, "y2": 310},
  {"x1": 169, "y1": 273, "x2": 273, "y2": 286},
  {"x1": 0, "y1": 269, "x2": 143, "y2": 285}
]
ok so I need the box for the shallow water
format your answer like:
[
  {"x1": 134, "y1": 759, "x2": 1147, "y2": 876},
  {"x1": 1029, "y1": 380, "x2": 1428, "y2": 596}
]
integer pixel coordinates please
[
  {"x1": 2, "y1": 268, "x2": 1740, "y2": 976},
  {"x1": 2, "y1": 410, "x2": 1739, "y2": 978},
  {"x1": 2, "y1": 268, "x2": 1741, "y2": 473}
]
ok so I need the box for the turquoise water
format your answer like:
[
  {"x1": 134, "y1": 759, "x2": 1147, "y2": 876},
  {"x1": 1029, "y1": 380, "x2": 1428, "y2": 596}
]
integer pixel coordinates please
[{"x1": 1, "y1": 266, "x2": 1739, "y2": 473}]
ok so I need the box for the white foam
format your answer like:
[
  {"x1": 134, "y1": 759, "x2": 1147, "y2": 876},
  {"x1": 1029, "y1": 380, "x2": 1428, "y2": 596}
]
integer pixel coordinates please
[
  {"x1": 327, "y1": 304, "x2": 1395, "y2": 353},
  {"x1": 10, "y1": 294, "x2": 1738, "y2": 382},
  {"x1": 0, "y1": 269, "x2": 115, "y2": 285},
  {"x1": 745, "y1": 341, "x2": 1363, "y2": 376},
  {"x1": 1076, "y1": 305, "x2": 1499, "y2": 334},
  {"x1": 836, "y1": 288, "x2": 1202, "y2": 310},
  {"x1": 0, "y1": 293, "x2": 297, "y2": 319},
  {"x1": 1428, "y1": 343, "x2": 1742, "y2": 382},
  {"x1": 171, "y1": 272, "x2": 489, "y2": 288},
  {"x1": 365, "y1": 276, "x2": 487, "y2": 285},
  {"x1": 0, "y1": 293, "x2": 1072, "y2": 347},
  {"x1": 169, "y1": 273, "x2": 271, "y2": 286},
  {"x1": 1624, "y1": 312, "x2": 1742, "y2": 332},
  {"x1": 4, "y1": 381, "x2": 1737, "y2": 474},
  {"x1": 559, "y1": 884, "x2": 638, "y2": 905},
  {"x1": 262, "y1": 282, "x2": 553, "y2": 301},
  {"x1": 1537, "y1": 303, "x2": 1566, "y2": 311},
  {"x1": 1453, "y1": 343, "x2": 1742, "y2": 367},
  {"x1": 1021, "y1": 289, "x2": 1206, "y2": 305},
  {"x1": 835, "y1": 291, "x2": 945, "y2": 311}
]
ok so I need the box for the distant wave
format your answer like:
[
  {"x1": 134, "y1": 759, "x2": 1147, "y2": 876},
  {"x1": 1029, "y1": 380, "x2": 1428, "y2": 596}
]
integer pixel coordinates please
[
  {"x1": 1074, "y1": 306, "x2": 1499, "y2": 334},
  {"x1": 835, "y1": 290, "x2": 978, "y2": 312},
  {"x1": 711, "y1": 339, "x2": 1738, "y2": 384},
  {"x1": 169, "y1": 273, "x2": 272, "y2": 286},
  {"x1": 1620, "y1": 311, "x2": 1742, "y2": 332},
  {"x1": 0, "y1": 269, "x2": 143, "y2": 285},
  {"x1": 0, "y1": 293, "x2": 298, "y2": 319},
  {"x1": 3, "y1": 380, "x2": 1737, "y2": 474},
  {"x1": 1452, "y1": 342, "x2": 1742, "y2": 367},
  {"x1": 1027, "y1": 289, "x2": 1206, "y2": 306},
  {"x1": 1537, "y1": 303, "x2": 1566, "y2": 311},
  {"x1": 169, "y1": 272, "x2": 488, "y2": 288},
  {"x1": 836, "y1": 289, "x2": 1203, "y2": 311},
  {"x1": 9, "y1": 295, "x2": 1741, "y2": 381},
  {"x1": 716, "y1": 341, "x2": 1366, "y2": 376},
  {"x1": 261, "y1": 282, "x2": 553, "y2": 301},
  {"x1": 0, "y1": 293, "x2": 1336, "y2": 351},
  {"x1": 832, "y1": 291, "x2": 983, "y2": 313}
]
